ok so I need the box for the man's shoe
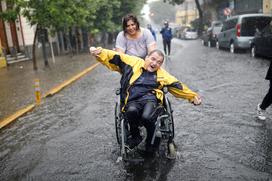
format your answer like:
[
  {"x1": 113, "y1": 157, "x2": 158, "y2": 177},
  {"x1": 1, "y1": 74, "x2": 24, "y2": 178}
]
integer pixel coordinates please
[
  {"x1": 144, "y1": 146, "x2": 156, "y2": 157},
  {"x1": 257, "y1": 104, "x2": 266, "y2": 121},
  {"x1": 127, "y1": 136, "x2": 142, "y2": 149}
]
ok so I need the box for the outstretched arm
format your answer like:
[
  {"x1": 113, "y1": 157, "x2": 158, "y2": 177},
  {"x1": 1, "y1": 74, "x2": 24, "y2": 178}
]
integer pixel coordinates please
[
  {"x1": 90, "y1": 47, "x2": 144, "y2": 73},
  {"x1": 168, "y1": 82, "x2": 201, "y2": 105},
  {"x1": 157, "y1": 68, "x2": 201, "y2": 105},
  {"x1": 90, "y1": 47, "x2": 121, "y2": 72}
]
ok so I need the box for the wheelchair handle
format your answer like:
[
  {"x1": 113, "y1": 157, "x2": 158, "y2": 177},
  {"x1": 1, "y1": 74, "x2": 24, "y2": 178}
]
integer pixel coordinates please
[{"x1": 115, "y1": 88, "x2": 121, "y2": 95}]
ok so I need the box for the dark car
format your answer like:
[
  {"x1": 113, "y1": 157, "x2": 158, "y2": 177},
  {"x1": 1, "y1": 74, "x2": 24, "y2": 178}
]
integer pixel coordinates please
[
  {"x1": 201, "y1": 21, "x2": 222, "y2": 47},
  {"x1": 250, "y1": 21, "x2": 272, "y2": 58}
]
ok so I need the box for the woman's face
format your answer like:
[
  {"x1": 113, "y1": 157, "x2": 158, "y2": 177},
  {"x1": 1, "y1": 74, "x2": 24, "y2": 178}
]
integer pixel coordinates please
[{"x1": 126, "y1": 20, "x2": 137, "y2": 35}]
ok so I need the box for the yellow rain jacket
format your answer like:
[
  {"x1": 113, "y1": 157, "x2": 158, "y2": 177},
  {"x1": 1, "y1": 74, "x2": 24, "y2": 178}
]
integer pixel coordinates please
[{"x1": 95, "y1": 48, "x2": 198, "y2": 111}]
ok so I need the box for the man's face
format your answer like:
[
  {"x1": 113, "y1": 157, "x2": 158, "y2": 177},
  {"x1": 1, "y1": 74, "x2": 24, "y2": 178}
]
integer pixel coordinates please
[
  {"x1": 126, "y1": 20, "x2": 137, "y2": 35},
  {"x1": 145, "y1": 52, "x2": 164, "y2": 72}
]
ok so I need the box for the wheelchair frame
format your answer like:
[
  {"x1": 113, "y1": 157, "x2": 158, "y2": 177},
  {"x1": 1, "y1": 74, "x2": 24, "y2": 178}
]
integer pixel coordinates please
[{"x1": 114, "y1": 89, "x2": 176, "y2": 161}]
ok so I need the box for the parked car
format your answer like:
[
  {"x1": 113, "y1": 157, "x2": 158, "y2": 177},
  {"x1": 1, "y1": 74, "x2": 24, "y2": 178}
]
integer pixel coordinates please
[
  {"x1": 202, "y1": 21, "x2": 223, "y2": 47},
  {"x1": 216, "y1": 14, "x2": 272, "y2": 53},
  {"x1": 250, "y1": 20, "x2": 272, "y2": 58},
  {"x1": 182, "y1": 28, "x2": 198, "y2": 40}
]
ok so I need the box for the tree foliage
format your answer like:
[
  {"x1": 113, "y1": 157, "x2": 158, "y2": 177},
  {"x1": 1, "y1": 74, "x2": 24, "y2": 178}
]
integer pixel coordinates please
[
  {"x1": 0, "y1": 0, "x2": 146, "y2": 69},
  {"x1": 0, "y1": 0, "x2": 147, "y2": 34},
  {"x1": 111, "y1": 0, "x2": 147, "y2": 31},
  {"x1": 163, "y1": 0, "x2": 184, "y2": 5}
]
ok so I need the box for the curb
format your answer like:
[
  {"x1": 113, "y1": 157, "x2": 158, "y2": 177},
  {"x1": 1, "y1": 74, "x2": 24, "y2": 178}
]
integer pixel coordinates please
[{"x1": 0, "y1": 62, "x2": 100, "y2": 130}]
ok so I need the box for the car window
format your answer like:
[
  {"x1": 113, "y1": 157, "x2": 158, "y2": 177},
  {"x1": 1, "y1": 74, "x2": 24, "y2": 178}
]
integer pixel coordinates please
[
  {"x1": 229, "y1": 19, "x2": 238, "y2": 29},
  {"x1": 222, "y1": 18, "x2": 237, "y2": 31},
  {"x1": 213, "y1": 22, "x2": 222, "y2": 27},
  {"x1": 221, "y1": 21, "x2": 228, "y2": 31},
  {"x1": 241, "y1": 17, "x2": 272, "y2": 36},
  {"x1": 187, "y1": 28, "x2": 196, "y2": 32},
  {"x1": 262, "y1": 21, "x2": 272, "y2": 34}
]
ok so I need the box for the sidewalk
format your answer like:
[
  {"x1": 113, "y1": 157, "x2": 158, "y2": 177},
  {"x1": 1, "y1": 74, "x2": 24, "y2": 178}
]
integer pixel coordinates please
[{"x1": 0, "y1": 52, "x2": 98, "y2": 124}]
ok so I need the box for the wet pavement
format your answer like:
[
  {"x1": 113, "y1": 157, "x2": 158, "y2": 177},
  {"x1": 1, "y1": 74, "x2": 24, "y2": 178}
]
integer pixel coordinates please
[
  {"x1": 0, "y1": 37, "x2": 272, "y2": 180},
  {"x1": 0, "y1": 52, "x2": 96, "y2": 120}
]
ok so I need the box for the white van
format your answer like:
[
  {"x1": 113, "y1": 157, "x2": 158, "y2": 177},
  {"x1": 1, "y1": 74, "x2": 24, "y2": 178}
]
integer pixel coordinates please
[{"x1": 216, "y1": 14, "x2": 272, "y2": 53}]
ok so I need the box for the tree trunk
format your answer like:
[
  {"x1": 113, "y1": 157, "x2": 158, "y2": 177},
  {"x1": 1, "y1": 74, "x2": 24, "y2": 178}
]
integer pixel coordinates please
[
  {"x1": 195, "y1": 0, "x2": 203, "y2": 36},
  {"x1": 59, "y1": 31, "x2": 65, "y2": 54},
  {"x1": 41, "y1": 28, "x2": 49, "y2": 66},
  {"x1": 32, "y1": 25, "x2": 38, "y2": 70}
]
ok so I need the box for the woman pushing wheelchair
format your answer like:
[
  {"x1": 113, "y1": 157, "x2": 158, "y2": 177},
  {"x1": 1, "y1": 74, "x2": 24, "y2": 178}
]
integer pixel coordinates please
[{"x1": 90, "y1": 47, "x2": 201, "y2": 155}]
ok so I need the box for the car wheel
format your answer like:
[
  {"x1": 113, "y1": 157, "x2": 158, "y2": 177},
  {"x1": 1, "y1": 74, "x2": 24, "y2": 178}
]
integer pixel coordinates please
[
  {"x1": 208, "y1": 41, "x2": 211, "y2": 47},
  {"x1": 251, "y1": 45, "x2": 257, "y2": 58},
  {"x1": 230, "y1": 42, "x2": 235, "y2": 53}
]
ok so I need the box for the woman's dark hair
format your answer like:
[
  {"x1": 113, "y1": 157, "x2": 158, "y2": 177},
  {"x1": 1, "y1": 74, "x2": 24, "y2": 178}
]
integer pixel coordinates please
[{"x1": 122, "y1": 14, "x2": 140, "y2": 34}]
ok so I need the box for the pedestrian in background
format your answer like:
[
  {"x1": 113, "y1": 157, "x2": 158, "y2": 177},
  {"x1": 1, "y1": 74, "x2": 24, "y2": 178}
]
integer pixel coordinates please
[
  {"x1": 115, "y1": 14, "x2": 156, "y2": 59},
  {"x1": 147, "y1": 24, "x2": 156, "y2": 41},
  {"x1": 160, "y1": 21, "x2": 172, "y2": 56},
  {"x1": 257, "y1": 61, "x2": 272, "y2": 120}
]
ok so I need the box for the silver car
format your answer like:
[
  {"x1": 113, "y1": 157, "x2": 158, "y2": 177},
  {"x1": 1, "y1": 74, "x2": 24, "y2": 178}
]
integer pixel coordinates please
[
  {"x1": 216, "y1": 14, "x2": 272, "y2": 53},
  {"x1": 182, "y1": 28, "x2": 198, "y2": 40}
]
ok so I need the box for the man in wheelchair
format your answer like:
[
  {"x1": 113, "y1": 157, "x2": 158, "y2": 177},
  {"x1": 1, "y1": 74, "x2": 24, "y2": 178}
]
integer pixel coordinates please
[{"x1": 90, "y1": 47, "x2": 201, "y2": 155}]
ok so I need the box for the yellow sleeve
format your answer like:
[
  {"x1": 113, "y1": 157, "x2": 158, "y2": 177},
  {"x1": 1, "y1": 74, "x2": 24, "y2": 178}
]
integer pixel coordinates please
[
  {"x1": 96, "y1": 48, "x2": 143, "y2": 73},
  {"x1": 96, "y1": 48, "x2": 121, "y2": 72},
  {"x1": 157, "y1": 68, "x2": 198, "y2": 102},
  {"x1": 168, "y1": 83, "x2": 198, "y2": 102}
]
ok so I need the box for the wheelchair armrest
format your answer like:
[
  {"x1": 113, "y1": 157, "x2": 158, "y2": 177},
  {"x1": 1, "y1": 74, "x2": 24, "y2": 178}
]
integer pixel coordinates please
[{"x1": 162, "y1": 86, "x2": 168, "y2": 94}]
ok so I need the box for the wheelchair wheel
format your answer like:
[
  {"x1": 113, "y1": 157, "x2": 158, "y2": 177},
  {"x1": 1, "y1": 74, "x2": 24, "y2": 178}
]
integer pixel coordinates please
[
  {"x1": 114, "y1": 102, "x2": 121, "y2": 144},
  {"x1": 120, "y1": 118, "x2": 130, "y2": 160},
  {"x1": 165, "y1": 97, "x2": 175, "y2": 139}
]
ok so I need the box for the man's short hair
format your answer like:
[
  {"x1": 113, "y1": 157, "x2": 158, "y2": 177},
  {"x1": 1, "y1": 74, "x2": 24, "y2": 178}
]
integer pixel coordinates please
[{"x1": 148, "y1": 49, "x2": 165, "y2": 61}]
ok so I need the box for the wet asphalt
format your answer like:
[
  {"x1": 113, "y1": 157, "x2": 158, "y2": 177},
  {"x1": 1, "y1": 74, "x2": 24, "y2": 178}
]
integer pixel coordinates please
[
  {"x1": 0, "y1": 53, "x2": 94, "y2": 120},
  {"x1": 0, "y1": 38, "x2": 272, "y2": 180}
]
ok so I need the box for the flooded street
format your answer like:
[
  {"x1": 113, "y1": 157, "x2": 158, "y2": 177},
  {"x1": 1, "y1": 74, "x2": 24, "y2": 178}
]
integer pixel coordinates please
[{"x1": 0, "y1": 38, "x2": 272, "y2": 180}]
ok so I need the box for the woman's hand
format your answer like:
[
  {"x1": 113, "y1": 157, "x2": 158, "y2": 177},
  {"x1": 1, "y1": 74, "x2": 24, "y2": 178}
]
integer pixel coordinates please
[{"x1": 192, "y1": 95, "x2": 201, "y2": 105}]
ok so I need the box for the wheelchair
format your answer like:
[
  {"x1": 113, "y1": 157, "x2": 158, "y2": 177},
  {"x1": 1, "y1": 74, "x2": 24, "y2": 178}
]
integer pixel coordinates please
[{"x1": 114, "y1": 88, "x2": 176, "y2": 162}]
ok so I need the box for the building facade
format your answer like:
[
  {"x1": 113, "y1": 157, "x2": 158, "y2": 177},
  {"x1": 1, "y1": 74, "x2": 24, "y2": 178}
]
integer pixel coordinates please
[
  {"x1": 234, "y1": 0, "x2": 272, "y2": 15},
  {"x1": 0, "y1": 1, "x2": 37, "y2": 65},
  {"x1": 176, "y1": 0, "x2": 198, "y2": 27}
]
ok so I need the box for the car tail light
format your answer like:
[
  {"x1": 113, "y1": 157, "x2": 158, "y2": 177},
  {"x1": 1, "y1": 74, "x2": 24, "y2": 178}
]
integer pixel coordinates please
[{"x1": 236, "y1": 24, "x2": 241, "y2": 37}]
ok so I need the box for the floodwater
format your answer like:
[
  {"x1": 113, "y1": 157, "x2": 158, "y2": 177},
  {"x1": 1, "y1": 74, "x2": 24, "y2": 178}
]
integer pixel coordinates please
[{"x1": 0, "y1": 39, "x2": 272, "y2": 180}]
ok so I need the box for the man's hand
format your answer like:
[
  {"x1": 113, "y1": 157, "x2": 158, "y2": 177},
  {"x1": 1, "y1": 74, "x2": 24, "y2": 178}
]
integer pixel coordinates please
[
  {"x1": 192, "y1": 95, "x2": 201, "y2": 105},
  {"x1": 89, "y1": 47, "x2": 101, "y2": 57}
]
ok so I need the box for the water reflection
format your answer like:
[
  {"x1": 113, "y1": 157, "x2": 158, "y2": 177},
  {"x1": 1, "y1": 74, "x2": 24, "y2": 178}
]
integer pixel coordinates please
[
  {"x1": 124, "y1": 157, "x2": 175, "y2": 181},
  {"x1": 263, "y1": 122, "x2": 272, "y2": 174}
]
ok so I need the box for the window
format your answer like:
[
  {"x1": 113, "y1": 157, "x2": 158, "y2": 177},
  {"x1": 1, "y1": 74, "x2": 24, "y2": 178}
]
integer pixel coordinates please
[{"x1": 241, "y1": 17, "x2": 272, "y2": 36}]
